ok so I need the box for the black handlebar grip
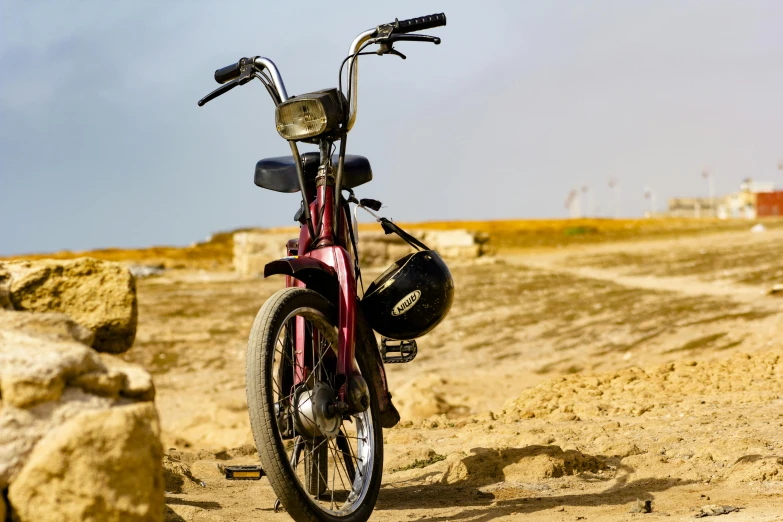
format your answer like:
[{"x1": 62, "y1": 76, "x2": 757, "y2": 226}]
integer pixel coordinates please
[
  {"x1": 394, "y1": 13, "x2": 446, "y2": 34},
  {"x1": 214, "y1": 62, "x2": 242, "y2": 84}
]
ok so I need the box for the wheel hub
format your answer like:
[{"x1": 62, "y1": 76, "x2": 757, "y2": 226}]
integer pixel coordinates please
[{"x1": 293, "y1": 382, "x2": 341, "y2": 439}]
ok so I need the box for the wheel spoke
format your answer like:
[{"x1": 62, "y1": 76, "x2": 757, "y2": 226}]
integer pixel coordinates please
[{"x1": 326, "y1": 438, "x2": 351, "y2": 491}]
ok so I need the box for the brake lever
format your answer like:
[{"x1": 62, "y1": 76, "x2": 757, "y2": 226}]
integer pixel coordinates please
[
  {"x1": 379, "y1": 46, "x2": 406, "y2": 60},
  {"x1": 198, "y1": 59, "x2": 257, "y2": 106},
  {"x1": 382, "y1": 34, "x2": 441, "y2": 45},
  {"x1": 374, "y1": 33, "x2": 440, "y2": 60},
  {"x1": 198, "y1": 79, "x2": 240, "y2": 106}
]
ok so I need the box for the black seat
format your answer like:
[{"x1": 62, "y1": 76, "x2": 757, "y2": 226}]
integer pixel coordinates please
[{"x1": 254, "y1": 152, "x2": 372, "y2": 194}]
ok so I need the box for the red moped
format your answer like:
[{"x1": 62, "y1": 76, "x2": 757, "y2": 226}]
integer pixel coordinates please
[{"x1": 199, "y1": 13, "x2": 448, "y2": 521}]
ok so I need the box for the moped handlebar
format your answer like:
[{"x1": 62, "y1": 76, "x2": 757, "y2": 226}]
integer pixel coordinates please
[
  {"x1": 200, "y1": 15, "x2": 443, "y2": 122},
  {"x1": 345, "y1": 13, "x2": 445, "y2": 130},
  {"x1": 198, "y1": 56, "x2": 289, "y2": 107}
]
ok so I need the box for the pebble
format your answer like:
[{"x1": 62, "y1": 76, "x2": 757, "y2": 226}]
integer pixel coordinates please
[{"x1": 693, "y1": 505, "x2": 741, "y2": 518}]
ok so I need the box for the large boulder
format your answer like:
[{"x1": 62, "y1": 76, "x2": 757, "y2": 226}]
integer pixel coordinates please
[
  {"x1": 7, "y1": 403, "x2": 164, "y2": 522},
  {"x1": 0, "y1": 258, "x2": 137, "y2": 353},
  {"x1": 0, "y1": 310, "x2": 163, "y2": 521}
]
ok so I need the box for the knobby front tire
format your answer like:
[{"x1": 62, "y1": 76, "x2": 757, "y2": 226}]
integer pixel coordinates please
[{"x1": 246, "y1": 288, "x2": 384, "y2": 522}]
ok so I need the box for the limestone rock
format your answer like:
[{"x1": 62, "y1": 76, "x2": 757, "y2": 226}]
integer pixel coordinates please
[
  {"x1": 0, "y1": 272, "x2": 161, "y2": 521},
  {"x1": 8, "y1": 402, "x2": 165, "y2": 522},
  {"x1": 71, "y1": 369, "x2": 128, "y2": 397},
  {"x1": 0, "y1": 323, "x2": 155, "y2": 408},
  {"x1": 0, "y1": 308, "x2": 94, "y2": 346},
  {"x1": 100, "y1": 353, "x2": 156, "y2": 401},
  {"x1": 0, "y1": 329, "x2": 102, "y2": 408},
  {"x1": 1, "y1": 258, "x2": 137, "y2": 353},
  {"x1": 0, "y1": 388, "x2": 114, "y2": 489},
  {"x1": 0, "y1": 313, "x2": 158, "y2": 490}
]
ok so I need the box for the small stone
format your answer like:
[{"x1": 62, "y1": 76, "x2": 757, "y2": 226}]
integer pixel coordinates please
[
  {"x1": 694, "y1": 505, "x2": 741, "y2": 518},
  {"x1": 629, "y1": 499, "x2": 652, "y2": 513}
]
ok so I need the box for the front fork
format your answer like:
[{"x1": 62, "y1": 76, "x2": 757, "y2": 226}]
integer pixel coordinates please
[{"x1": 288, "y1": 184, "x2": 357, "y2": 402}]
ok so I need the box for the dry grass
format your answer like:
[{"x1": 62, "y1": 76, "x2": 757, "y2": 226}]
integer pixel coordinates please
[
  {"x1": 0, "y1": 230, "x2": 247, "y2": 270},
  {"x1": 400, "y1": 217, "x2": 783, "y2": 251}
]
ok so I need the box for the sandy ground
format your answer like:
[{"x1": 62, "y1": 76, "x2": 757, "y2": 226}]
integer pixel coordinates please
[{"x1": 123, "y1": 227, "x2": 783, "y2": 521}]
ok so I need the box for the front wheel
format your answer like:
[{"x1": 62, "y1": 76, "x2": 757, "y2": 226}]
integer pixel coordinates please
[{"x1": 246, "y1": 288, "x2": 383, "y2": 522}]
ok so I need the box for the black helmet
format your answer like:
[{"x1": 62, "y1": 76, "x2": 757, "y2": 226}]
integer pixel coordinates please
[{"x1": 361, "y1": 250, "x2": 455, "y2": 340}]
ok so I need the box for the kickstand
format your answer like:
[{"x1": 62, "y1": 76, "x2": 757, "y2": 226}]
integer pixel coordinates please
[{"x1": 274, "y1": 498, "x2": 282, "y2": 513}]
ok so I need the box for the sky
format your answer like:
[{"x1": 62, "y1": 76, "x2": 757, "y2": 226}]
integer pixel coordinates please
[{"x1": 2, "y1": 1, "x2": 783, "y2": 255}]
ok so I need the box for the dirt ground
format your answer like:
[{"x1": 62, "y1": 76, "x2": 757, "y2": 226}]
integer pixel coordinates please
[{"x1": 122, "y1": 226, "x2": 783, "y2": 521}]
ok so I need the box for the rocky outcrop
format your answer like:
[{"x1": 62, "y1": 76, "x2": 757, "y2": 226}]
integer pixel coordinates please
[
  {"x1": 357, "y1": 229, "x2": 489, "y2": 266},
  {"x1": 0, "y1": 258, "x2": 137, "y2": 353},
  {"x1": 0, "y1": 309, "x2": 163, "y2": 521},
  {"x1": 440, "y1": 446, "x2": 606, "y2": 485},
  {"x1": 233, "y1": 231, "x2": 293, "y2": 276},
  {"x1": 233, "y1": 228, "x2": 490, "y2": 275}
]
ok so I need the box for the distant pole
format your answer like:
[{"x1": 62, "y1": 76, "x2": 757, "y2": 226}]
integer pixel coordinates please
[
  {"x1": 608, "y1": 178, "x2": 620, "y2": 218},
  {"x1": 644, "y1": 186, "x2": 657, "y2": 216},
  {"x1": 702, "y1": 169, "x2": 715, "y2": 217},
  {"x1": 565, "y1": 189, "x2": 580, "y2": 218},
  {"x1": 581, "y1": 185, "x2": 592, "y2": 217}
]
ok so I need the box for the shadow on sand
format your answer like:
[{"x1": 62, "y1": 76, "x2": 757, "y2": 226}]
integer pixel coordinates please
[{"x1": 376, "y1": 446, "x2": 697, "y2": 520}]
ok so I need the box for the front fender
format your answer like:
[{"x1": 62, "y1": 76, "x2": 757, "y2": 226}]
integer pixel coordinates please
[{"x1": 264, "y1": 256, "x2": 339, "y2": 301}]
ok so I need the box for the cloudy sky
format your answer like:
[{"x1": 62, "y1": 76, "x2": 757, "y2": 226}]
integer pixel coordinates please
[{"x1": 2, "y1": 1, "x2": 782, "y2": 255}]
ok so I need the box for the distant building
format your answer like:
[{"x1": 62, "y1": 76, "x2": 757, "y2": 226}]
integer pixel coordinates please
[
  {"x1": 666, "y1": 178, "x2": 779, "y2": 219},
  {"x1": 719, "y1": 178, "x2": 777, "y2": 219},
  {"x1": 667, "y1": 197, "x2": 718, "y2": 218},
  {"x1": 756, "y1": 191, "x2": 783, "y2": 217}
]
